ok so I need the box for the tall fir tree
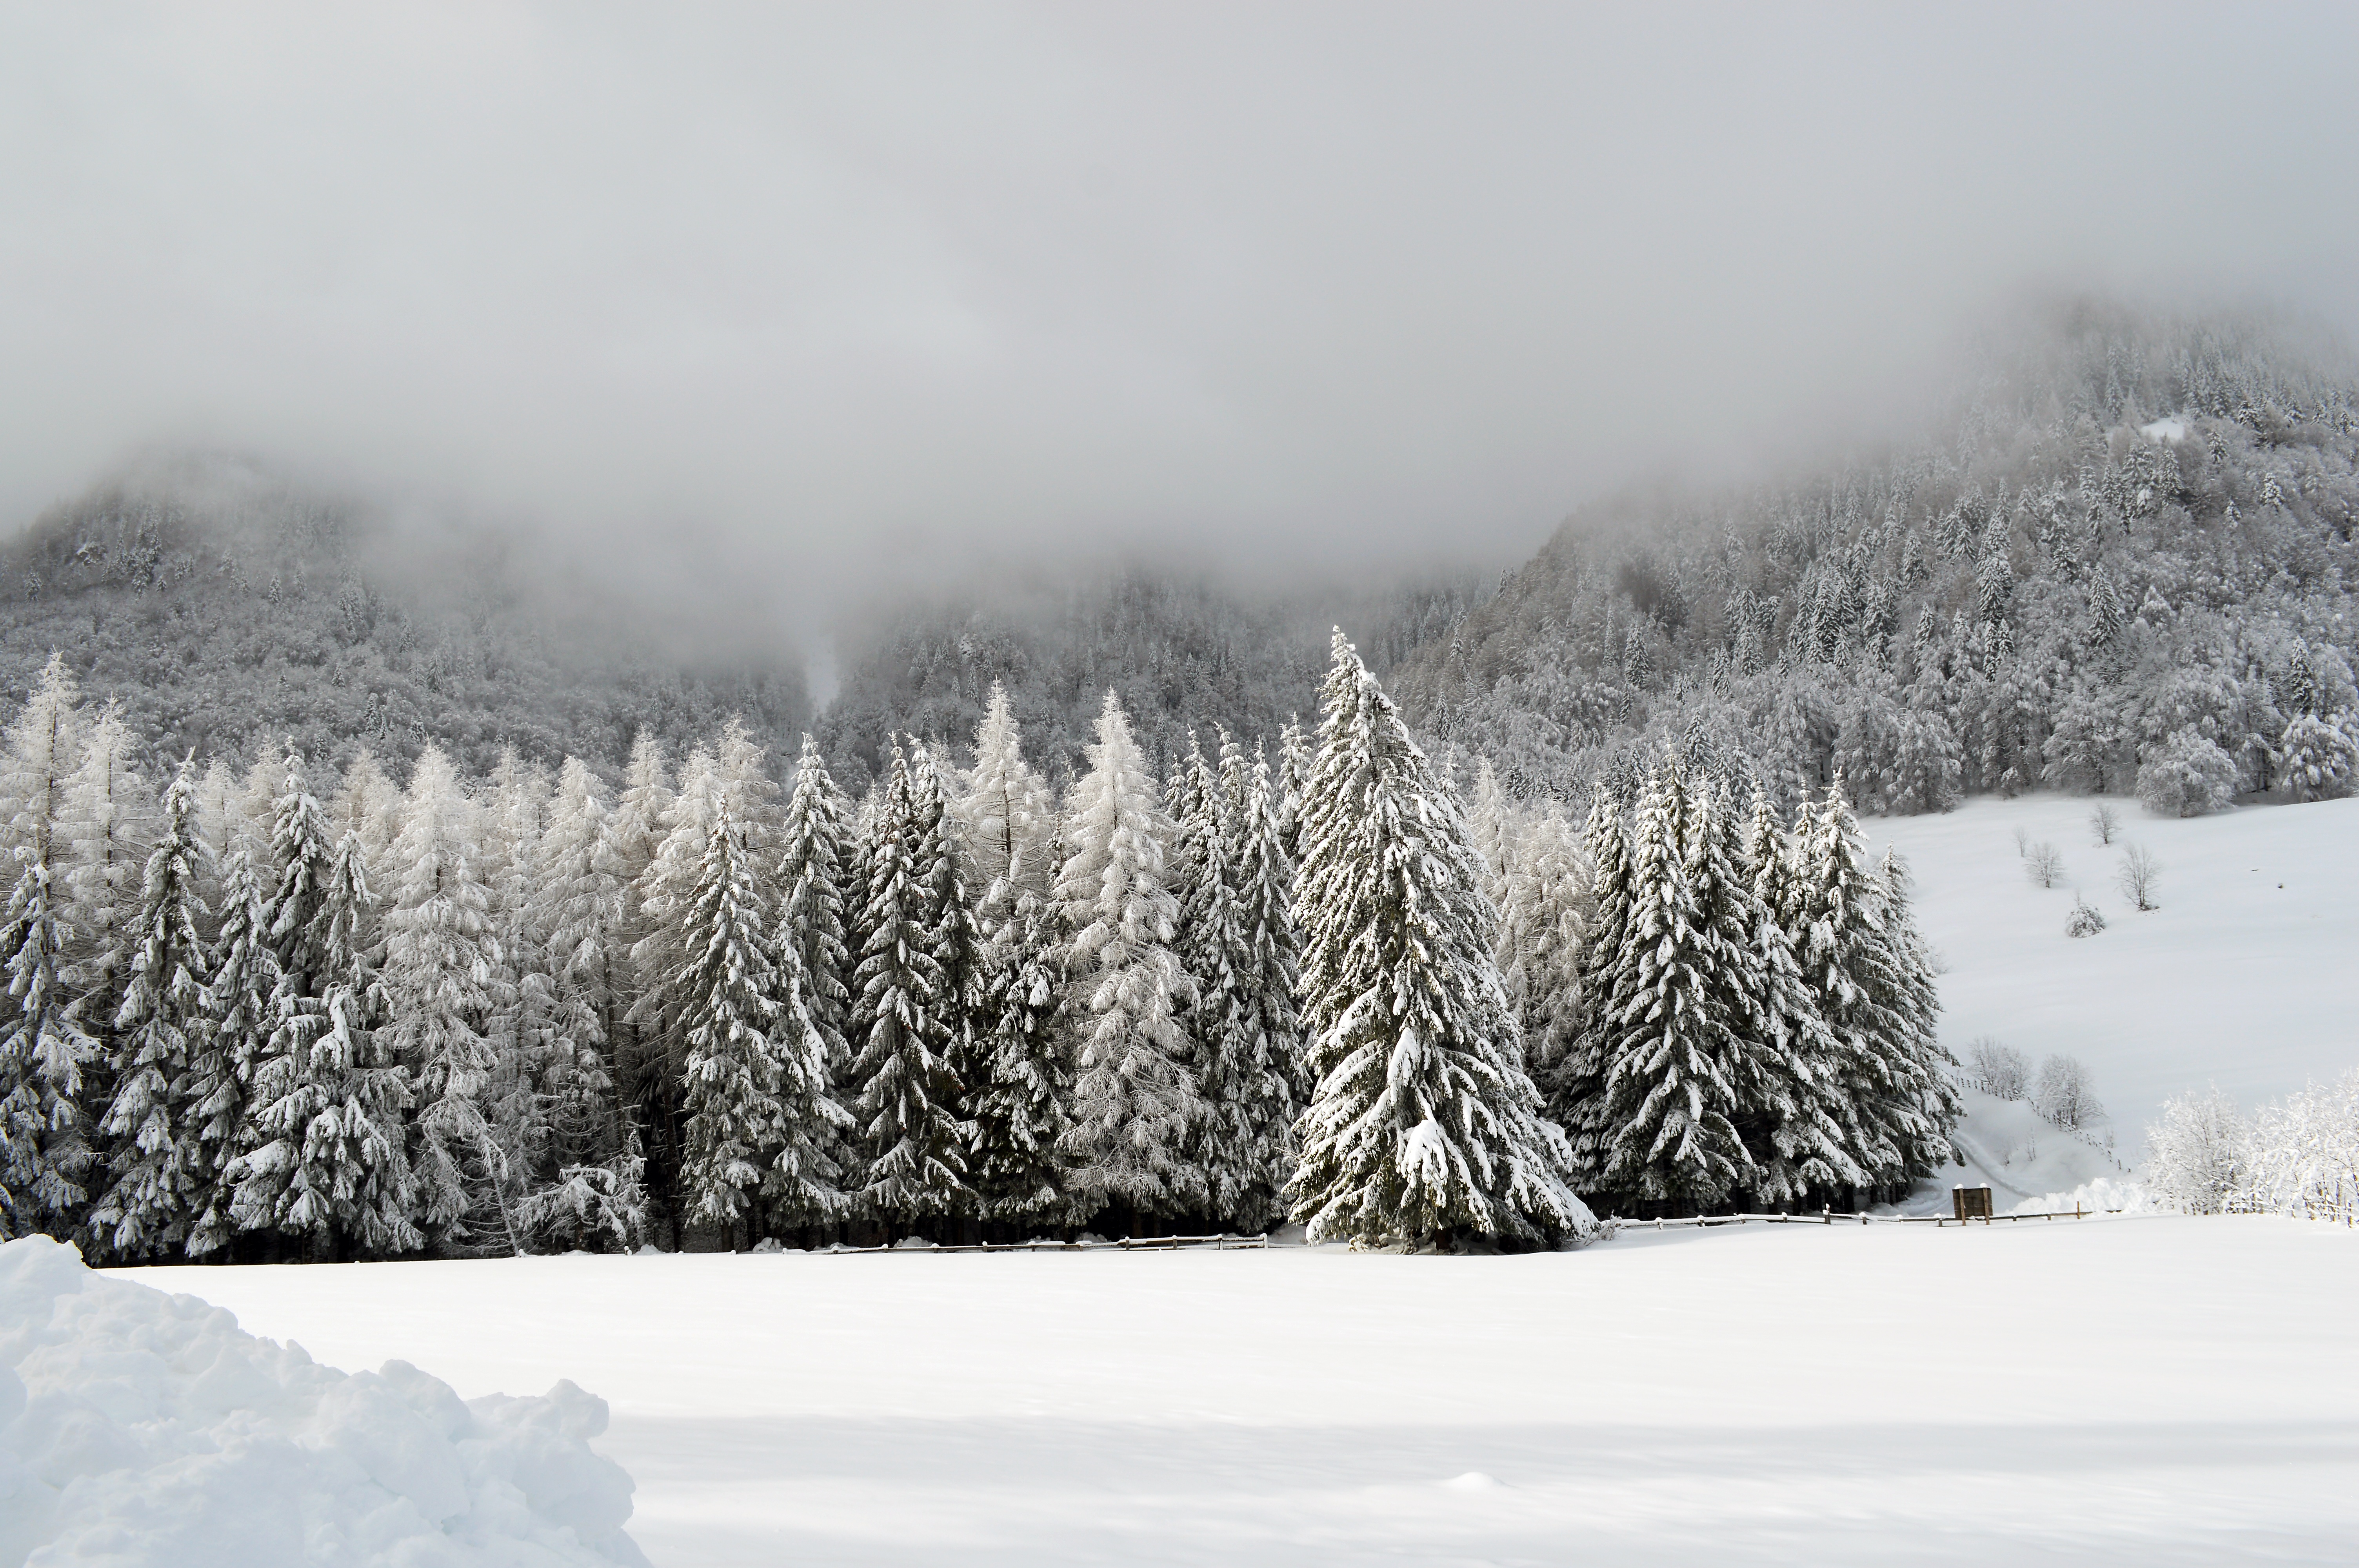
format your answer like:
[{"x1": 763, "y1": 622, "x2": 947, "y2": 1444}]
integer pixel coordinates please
[
  {"x1": 676, "y1": 800, "x2": 845, "y2": 1242},
  {"x1": 775, "y1": 737, "x2": 860, "y2": 1201},
  {"x1": 0, "y1": 862, "x2": 96, "y2": 1240},
  {"x1": 1216, "y1": 733, "x2": 1305, "y2": 1231},
  {"x1": 965, "y1": 882, "x2": 1073, "y2": 1228},
  {"x1": 1172, "y1": 735, "x2": 1247, "y2": 1224},
  {"x1": 187, "y1": 847, "x2": 276, "y2": 1255},
  {"x1": 90, "y1": 757, "x2": 214, "y2": 1259},
  {"x1": 1288, "y1": 634, "x2": 1590, "y2": 1249},
  {"x1": 231, "y1": 826, "x2": 419, "y2": 1258},
  {"x1": 1548, "y1": 790, "x2": 1631, "y2": 1190},
  {"x1": 1055, "y1": 692, "x2": 1201, "y2": 1227},
  {"x1": 960, "y1": 683, "x2": 1055, "y2": 916},
  {"x1": 909, "y1": 742, "x2": 985, "y2": 1178},
  {"x1": 849, "y1": 746, "x2": 970, "y2": 1228},
  {"x1": 1792, "y1": 777, "x2": 1959, "y2": 1195},
  {"x1": 1595, "y1": 762, "x2": 1766, "y2": 1211}
]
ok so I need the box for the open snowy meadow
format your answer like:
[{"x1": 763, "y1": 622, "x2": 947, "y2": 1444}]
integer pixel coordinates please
[{"x1": 123, "y1": 1214, "x2": 2359, "y2": 1566}]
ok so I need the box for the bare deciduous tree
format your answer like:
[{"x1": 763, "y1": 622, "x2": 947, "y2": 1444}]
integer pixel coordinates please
[
  {"x1": 2088, "y1": 803, "x2": 2120, "y2": 845},
  {"x1": 1968, "y1": 1037, "x2": 2030, "y2": 1100},
  {"x1": 2116, "y1": 842, "x2": 2161, "y2": 910},
  {"x1": 2035, "y1": 1054, "x2": 2103, "y2": 1129},
  {"x1": 2025, "y1": 841, "x2": 2065, "y2": 888}
]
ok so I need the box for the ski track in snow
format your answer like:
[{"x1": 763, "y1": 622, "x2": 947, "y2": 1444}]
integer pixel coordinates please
[
  {"x1": 129, "y1": 1219, "x2": 2359, "y2": 1565},
  {"x1": 1865, "y1": 793, "x2": 2359, "y2": 1152}
]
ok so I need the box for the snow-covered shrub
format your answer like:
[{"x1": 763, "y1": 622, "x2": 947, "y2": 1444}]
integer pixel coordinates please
[
  {"x1": 0, "y1": 1234, "x2": 648, "y2": 1567},
  {"x1": 2024, "y1": 841, "x2": 2065, "y2": 888},
  {"x1": 2034, "y1": 1054, "x2": 2103, "y2": 1130},
  {"x1": 2115, "y1": 843, "x2": 2161, "y2": 911},
  {"x1": 2275, "y1": 713, "x2": 2357, "y2": 802},
  {"x1": 2065, "y1": 897, "x2": 2106, "y2": 938},
  {"x1": 2137, "y1": 728, "x2": 2238, "y2": 817},
  {"x1": 2144, "y1": 1087, "x2": 2251, "y2": 1214},
  {"x1": 1967, "y1": 1038, "x2": 2030, "y2": 1101}
]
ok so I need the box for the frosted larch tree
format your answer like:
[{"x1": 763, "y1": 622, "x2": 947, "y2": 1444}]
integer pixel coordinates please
[
  {"x1": 62, "y1": 701, "x2": 153, "y2": 1065},
  {"x1": 379, "y1": 746, "x2": 508, "y2": 1245},
  {"x1": 1055, "y1": 692, "x2": 1201, "y2": 1229}
]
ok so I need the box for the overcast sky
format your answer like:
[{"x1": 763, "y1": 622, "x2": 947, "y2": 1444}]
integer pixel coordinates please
[{"x1": 4, "y1": 3, "x2": 2356, "y2": 626}]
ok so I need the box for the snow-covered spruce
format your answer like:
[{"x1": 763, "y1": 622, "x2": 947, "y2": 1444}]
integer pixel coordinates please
[
  {"x1": 1287, "y1": 632, "x2": 1592, "y2": 1250},
  {"x1": 0, "y1": 1233, "x2": 647, "y2": 1566}
]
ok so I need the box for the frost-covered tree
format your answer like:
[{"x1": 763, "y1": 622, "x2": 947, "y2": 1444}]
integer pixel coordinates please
[
  {"x1": 1548, "y1": 791, "x2": 1631, "y2": 1189},
  {"x1": 965, "y1": 883, "x2": 1072, "y2": 1229},
  {"x1": 1494, "y1": 806, "x2": 1586, "y2": 1092},
  {"x1": 89, "y1": 757, "x2": 212, "y2": 1259},
  {"x1": 186, "y1": 847, "x2": 276, "y2": 1256},
  {"x1": 379, "y1": 746, "x2": 507, "y2": 1244},
  {"x1": 849, "y1": 746, "x2": 970, "y2": 1227},
  {"x1": 1288, "y1": 634, "x2": 1590, "y2": 1249},
  {"x1": 2144, "y1": 1086, "x2": 2249, "y2": 1214},
  {"x1": 2033, "y1": 1053, "x2": 2103, "y2": 1129},
  {"x1": 1215, "y1": 735, "x2": 1306, "y2": 1230},
  {"x1": 329, "y1": 748, "x2": 404, "y2": 886},
  {"x1": 1792, "y1": 780, "x2": 1959, "y2": 1194},
  {"x1": 676, "y1": 800, "x2": 844, "y2": 1242},
  {"x1": 909, "y1": 743, "x2": 985, "y2": 1139},
  {"x1": 2137, "y1": 727, "x2": 2239, "y2": 817},
  {"x1": 2275, "y1": 713, "x2": 2357, "y2": 802},
  {"x1": 960, "y1": 683, "x2": 1054, "y2": 913},
  {"x1": 1055, "y1": 693, "x2": 1201, "y2": 1227},
  {"x1": 0, "y1": 865, "x2": 98, "y2": 1239},
  {"x1": 61, "y1": 702, "x2": 153, "y2": 1059},
  {"x1": 775, "y1": 737, "x2": 858, "y2": 1189},
  {"x1": 230, "y1": 825, "x2": 418, "y2": 1258},
  {"x1": 1594, "y1": 762, "x2": 1761, "y2": 1210},
  {"x1": 1, "y1": 653, "x2": 86, "y2": 871}
]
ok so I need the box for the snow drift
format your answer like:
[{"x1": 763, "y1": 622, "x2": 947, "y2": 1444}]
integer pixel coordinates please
[{"x1": 0, "y1": 1236, "x2": 645, "y2": 1568}]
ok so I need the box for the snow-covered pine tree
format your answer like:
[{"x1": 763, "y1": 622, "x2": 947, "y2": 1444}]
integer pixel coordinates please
[
  {"x1": 676, "y1": 800, "x2": 844, "y2": 1244},
  {"x1": 774, "y1": 737, "x2": 859, "y2": 1206},
  {"x1": 909, "y1": 743, "x2": 985, "y2": 1161},
  {"x1": 1273, "y1": 717, "x2": 1309, "y2": 866},
  {"x1": 1288, "y1": 634, "x2": 1589, "y2": 1249},
  {"x1": 230, "y1": 824, "x2": 420, "y2": 1259},
  {"x1": 1546, "y1": 790, "x2": 1629, "y2": 1189},
  {"x1": 62, "y1": 701, "x2": 153, "y2": 1076},
  {"x1": 0, "y1": 852, "x2": 96, "y2": 1240},
  {"x1": 1055, "y1": 692, "x2": 1201, "y2": 1229},
  {"x1": 965, "y1": 881, "x2": 1072, "y2": 1230},
  {"x1": 1171, "y1": 735, "x2": 1246, "y2": 1225},
  {"x1": 379, "y1": 746, "x2": 509, "y2": 1246},
  {"x1": 1217, "y1": 732, "x2": 1305, "y2": 1231},
  {"x1": 715, "y1": 717, "x2": 786, "y2": 870},
  {"x1": 1792, "y1": 777, "x2": 1959, "y2": 1196},
  {"x1": 90, "y1": 756, "x2": 213, "y2": 1259},
  {"x1": 1735, "y1": 787, "x2": 1862, "y2": 1206},
  {"x1": 627, "y1": 743, "x2": 721, "y2": 1229},
  {"x1": 1868, "y1": 845, "x2": 1961, "y2": 1178},
  {"x1": 1594, "y1": 760, "x2": 1761, "y2": 1212},
  {"x1": 186, "y1": 847, "x2": 276, "y2": 1256},
  {"x1": 849, "y1": 745, "x2": 970, "y2": 1230}
]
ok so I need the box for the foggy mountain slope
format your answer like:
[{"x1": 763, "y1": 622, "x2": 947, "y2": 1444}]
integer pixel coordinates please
[
  {"x1": 0, "y1": 454, "x2": 812, "y2": 779},
  {"x1": 1392, "y1": 305, "x2": 2359, "y2": 808},
  {"x1": 814, "y1": 569, "x2": 1489, "y2": 792}
]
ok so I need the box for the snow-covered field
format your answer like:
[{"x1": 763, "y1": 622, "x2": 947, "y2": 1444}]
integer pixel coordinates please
[
  {"x1": 1865, "y1": 793, "x2": 2359, "y2": 1148},
  {"x1": 125, "y1": 1217, "x2": 2359, "y2": 1566}
]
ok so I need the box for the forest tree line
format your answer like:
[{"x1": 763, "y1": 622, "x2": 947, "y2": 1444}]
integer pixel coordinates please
[{"x1": 1, "y1": 628, "x2": 1959, "y2": 1258}]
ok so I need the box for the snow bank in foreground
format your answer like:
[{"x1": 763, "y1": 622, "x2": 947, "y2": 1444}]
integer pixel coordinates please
[{"x1": 0, "y1": 1237, "x2": 646, "y2": 1568}]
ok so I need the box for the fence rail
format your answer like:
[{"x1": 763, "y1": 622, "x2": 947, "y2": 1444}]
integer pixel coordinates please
[
  {"x1": 812, "y1": 1232, "x2": 1271, "y2": 1256},
  {"x1": 1602, "y1": 1205, "x2": 2126, "y2": 1232}
]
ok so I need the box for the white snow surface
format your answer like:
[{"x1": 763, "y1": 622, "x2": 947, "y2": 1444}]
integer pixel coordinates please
[
  {"x1": 0, "y1": 1236, "x2": 646, "y2": 1568},
  {"x1": 1864, "y1": 793, "x2": 2359, "y2": 1147},
  {"x1": 2140, "y1": 415, "x2": 2189, "y2": 443},
  {"x1": 130, "y1": 1221, "x2": 2359, "y2": 1564}
]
